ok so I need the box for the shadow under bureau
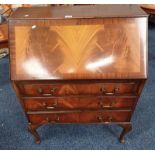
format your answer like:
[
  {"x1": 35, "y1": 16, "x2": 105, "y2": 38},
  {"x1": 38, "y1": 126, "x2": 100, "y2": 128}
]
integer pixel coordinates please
[{"x1": 9, "y1": 5, "x2": 148, "y2": 144}]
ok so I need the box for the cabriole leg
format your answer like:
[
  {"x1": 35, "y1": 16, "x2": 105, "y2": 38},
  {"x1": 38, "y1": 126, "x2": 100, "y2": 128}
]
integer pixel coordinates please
[
  {"x1": 119, "y1": 123, "x2": 132, "y2": 143},
  {"x1": 28, "y1": 123, "x2": 41, "y2": 144}
]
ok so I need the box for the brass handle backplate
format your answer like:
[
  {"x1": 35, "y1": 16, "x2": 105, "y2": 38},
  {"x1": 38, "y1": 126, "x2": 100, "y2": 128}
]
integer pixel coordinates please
[
  {"x1": 42, "y1": 101, "x2": 58, "y2": 109},
  {"x1": 97, "y1": 116, "x2": 113, "y2": 123},
  {"x1": 38, "y1": 87, "x2": 57, "y2": 96},
  {"x1": 98, "y1": 100, "x2": 116, "y2": 108},
  {"x1": 100, "y1": 87, "x2": 119, "y2": 95},
  {"x1": 46, "y1": 116, "x2": 60, "y2": 123},
  {"x1": 97, "y1": 116, "x2": 104, "y2": 122}
]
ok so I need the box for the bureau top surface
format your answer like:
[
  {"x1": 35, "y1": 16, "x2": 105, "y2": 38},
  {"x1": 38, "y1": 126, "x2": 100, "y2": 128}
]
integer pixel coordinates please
[{"x1": 10, "y1": 5, "x2": 147, "y2": 20}]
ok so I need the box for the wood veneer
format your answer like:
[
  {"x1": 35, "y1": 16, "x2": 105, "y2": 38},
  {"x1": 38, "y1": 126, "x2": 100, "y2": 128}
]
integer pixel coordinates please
[
  {"x1": 28, "y1": 111, "x2": 132, "y2": 124},
  {"x1": 17, "y1": 82, "x2": 139, "y2": 96},
  {"x1": 23, "y1": 97, "x2": 136, "y2": 111},
  {"x1": 9, "y1": 17, "x2": 147, "y2": 80},
  {"x1": 9, "y1": 5, "x2": 148, "y2": 144},
  {"x1": 0, "y1": 23, "x2": 8, "y2": 49}
]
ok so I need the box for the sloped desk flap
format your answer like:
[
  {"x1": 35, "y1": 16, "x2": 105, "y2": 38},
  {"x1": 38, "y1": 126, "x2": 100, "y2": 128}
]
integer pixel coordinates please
[{"x1": 9, "y1": 17, "x2": 147, "y2": 80}]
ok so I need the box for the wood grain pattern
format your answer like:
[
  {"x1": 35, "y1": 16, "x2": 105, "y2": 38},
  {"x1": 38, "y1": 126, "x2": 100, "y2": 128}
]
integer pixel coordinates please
[
  {"x1": 28, "y1": 111, "x2": 132, "y2": 124},
  {"x1": 23, "y1": 97, "x2": 136, "y2": 111},
  {"x1": 18, "y1": 82, "x2": 139, "y2": 97},
  {"x1": 10, "y1": 5, "x2": 147, "y2": 20},
  {"x1": 0, "y1": 24, "x2": 8, "y2": 42},
  {"x1": 0, "y1": 23, "x2": 8, "y2": 48},
  {"x1": 9, "y1": 17, "x2": 147, "y2": 80}
]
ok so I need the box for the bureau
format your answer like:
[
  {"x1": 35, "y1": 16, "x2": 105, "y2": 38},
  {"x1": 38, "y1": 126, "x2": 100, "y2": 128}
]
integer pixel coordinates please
[{"x1": 9, "y1": 5, "x2": 148, "y2": 144}]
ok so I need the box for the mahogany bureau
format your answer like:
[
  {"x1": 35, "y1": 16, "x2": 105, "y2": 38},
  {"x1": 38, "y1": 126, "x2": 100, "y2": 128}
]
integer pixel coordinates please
[{"x1": 9, "y1": 5, "x2": 148, "y2": 144}]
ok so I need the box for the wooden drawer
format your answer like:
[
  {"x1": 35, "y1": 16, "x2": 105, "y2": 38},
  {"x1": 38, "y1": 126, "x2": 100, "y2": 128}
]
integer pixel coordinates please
[
  {"x1": 19, "y1": 82, "x2": 139, "y2": 97},
  {"x1": 24, "y1": 97, "x2": 136, "y2": 111},
  {"x1": 28, "y1": 111, "x2": 131, "y2": 124}
]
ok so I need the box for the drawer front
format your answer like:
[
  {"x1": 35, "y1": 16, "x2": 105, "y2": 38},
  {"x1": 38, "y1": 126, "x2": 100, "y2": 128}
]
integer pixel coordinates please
[
  {"x1": 28, "y1": 111, "x2": 131, "y2": 124},
  {"x1": 24, "y1": 97, "x2": 136, "y2": 111},
  {"x1": 20, "y1": 82, "x2": 138, "y2": 96}
]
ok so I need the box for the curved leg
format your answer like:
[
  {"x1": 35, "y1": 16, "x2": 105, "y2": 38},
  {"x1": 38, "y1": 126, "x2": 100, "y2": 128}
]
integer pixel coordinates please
[
  {"x1": 28, "y1": 123, "x2": 41, "y2": 144},
  {"x1": 118, "y1": 123, "x2": 132, "y2": 144}
]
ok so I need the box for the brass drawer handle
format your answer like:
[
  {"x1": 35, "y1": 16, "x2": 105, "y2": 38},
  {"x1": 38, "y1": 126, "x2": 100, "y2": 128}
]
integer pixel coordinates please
[
  {"x1": 38, "y1": 87, "x2": 57, "y2": 96},
  {"x1": 46, "y1": 106, "x2": 55, "y2": 109},
  {"x1": 46, "y1": 116, "x2": 60, "y2": 123},
  {"x1": 98, "y1": 101, "x2": 109, "y2": 108},
  {"x1": 100, "y1": 87, "x2": 119, "y2": 95},
  {"x1": 42, "y1": 101, "x2": 58, "y2": 109},
  {"x1": 97, "y1": 116, "x2": 113, "y2": 123},
  {"x1": 98, "y1": 101, "x2": 116, "y2": 108},
  {"x1": 97, "y1": 116, "x2": 104, "y2": 122}
]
